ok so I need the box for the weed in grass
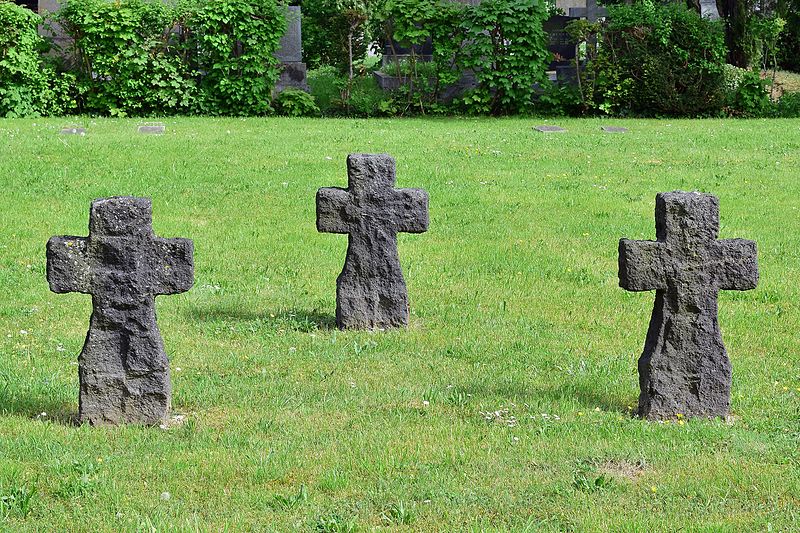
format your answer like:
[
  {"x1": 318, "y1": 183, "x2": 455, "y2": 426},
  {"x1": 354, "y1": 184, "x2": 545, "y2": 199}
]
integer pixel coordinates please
[
  {"x1": 573, "y1": 461, "x2": 615, "y2": 493},
  {"x1": 269, "y1": 485, "x2": 308, "y2": 511},
  {"x1": 0, "y1": 484, "x2": 36, "y2": 519},
  {"x1": 315, "y1": 512, "x2": 359, "y2": 532},
  {"x1": 381, "y1": 501, "x2": 414, "y2": 525}
]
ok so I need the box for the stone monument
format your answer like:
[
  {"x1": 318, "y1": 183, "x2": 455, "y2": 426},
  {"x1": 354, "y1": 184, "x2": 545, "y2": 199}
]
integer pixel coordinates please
[
  {"x1": 47, "y1": 197, "x2": 194, "y2": 425},
  {"x1": 275, "y1": 6, "x2": 309, "y2": 92},
  {"x1": 618, "y1": 191, "x2": 758, "y2": 420},
  {"x1": 316, "y1": 154, "x2": 429, "y2": 329}
]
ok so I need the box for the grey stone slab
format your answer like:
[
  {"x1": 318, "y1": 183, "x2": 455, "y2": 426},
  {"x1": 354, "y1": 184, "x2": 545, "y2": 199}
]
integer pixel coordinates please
[
  {"x1": 60, "y1": 126, "x2": 86, "y2": 135},
  {"x1": 138, "y1": 123, "x2": 165, "y2": 134},
  {"x1": 618, "y1": 191, "x2": 758, "y2": 420},
  {"x1": 602, "y1": 126, "x2": 628, "y2": 133},
  {"x1": 534, "y1": 125, "x2": 567, "y2": 133},
  {"x1": 47, "y1": 197, "x2": 194, "y2": 425},
  {"x1": 276, "y1": 6, "x2": 303, "y2": 63},
  {"x1": 316, "y1": 154, "x2": 429, "y2": 329}
]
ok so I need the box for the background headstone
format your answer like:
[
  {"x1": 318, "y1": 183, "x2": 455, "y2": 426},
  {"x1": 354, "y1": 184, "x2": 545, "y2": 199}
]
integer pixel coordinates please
[
  {"x1": 60, "y1": 126, "x2": 86, "y2": 135},
  {"x1": 275, "y1": 6, "x2": 309, "y2": 92},
  {"x1": 47, "y1": 197, "x2": 194, "y2": 425},
  {"x1": 618, "y1": 191, "x2": 758, "y2": 420},
  {"x1": 535, "y1": 125, "x2": 567, "y2": 133}
]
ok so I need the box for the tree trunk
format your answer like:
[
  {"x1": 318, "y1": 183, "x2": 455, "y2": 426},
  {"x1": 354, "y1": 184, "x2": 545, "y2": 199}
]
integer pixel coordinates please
[{"x1": 717, "y1": 0, "x2": 750, "y2": 67}]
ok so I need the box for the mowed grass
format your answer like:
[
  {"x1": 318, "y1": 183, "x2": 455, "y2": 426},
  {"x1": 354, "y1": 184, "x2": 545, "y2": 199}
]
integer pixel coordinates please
[{"x1": 0, "y1": 117, "x2": 799, "y2": 531}]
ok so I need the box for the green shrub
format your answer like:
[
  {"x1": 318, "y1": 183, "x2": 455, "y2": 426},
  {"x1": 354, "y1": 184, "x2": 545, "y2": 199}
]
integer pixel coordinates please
[
  {"x1": 595, "y1": 1, "x2": 727, "y2": 116},
  {"x1": 0, "y1": 1, "x2": 72, "y2": 117},
  {"x1": 57, "y1": 0, "x2": 196, "y2": 116},
  {"x1": 274, "y1": 89, "x2": 320, "y2": 117},
  {"x1": 776, "y1": 91, "x2": 800, "y2": 117},
  {"x1": 56, "y1": 0, "x2": 285, "y2": 116},
  {"x1": 308, "y1": 66, "x2": 343, "y2": 115},
  {"x1": 191, "y1": 0, "x2": 286, "y2": 116},
  {"x1": 457, "y1": 0, "x2": 550, "y2": 115},
  {"x1": 729, "y1": 70, "x2": 772, "y2": 117}
]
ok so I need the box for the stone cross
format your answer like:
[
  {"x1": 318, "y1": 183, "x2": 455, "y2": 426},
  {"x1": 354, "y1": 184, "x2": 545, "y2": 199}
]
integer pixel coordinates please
[
  {"x1": 619, "y1": 192, "x2": 757, "y2": 420},
  {"x1": 47, "y1": 197, "x2": 194, "y2": 425},
  {"x1": 316, "y1": 154, "x2": 429, "y2": 329}
]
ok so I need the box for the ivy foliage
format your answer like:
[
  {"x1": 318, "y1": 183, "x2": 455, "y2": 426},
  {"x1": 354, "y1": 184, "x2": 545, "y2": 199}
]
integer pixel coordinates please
[
  {"x1": 0, "y1": 1, "x2": 74, "y2": 117},
  {"x1": 55, "y1": 0, "x2": 286, "y2": 116},
  {"x1": 191, "y1": 0, "x2": 286, "y2": 115},
  {"x1": 379, "y1": 0, "x2": 550, "y2": 115}
]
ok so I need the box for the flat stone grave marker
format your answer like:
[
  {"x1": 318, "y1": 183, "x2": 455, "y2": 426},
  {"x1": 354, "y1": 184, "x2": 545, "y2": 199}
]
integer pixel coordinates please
[
  {"x1": 138, "y1": 122, "x2": 166, "y2": 134},
  {"x1": 60, "y1": 126, "x2": 87, "y2": 135},
  {"x1": 316, "y1": 154, "x2": 429, "y2": 329},
  {"x1": 601, "y1": 126, "x2": 628, "y2": 133},
  {"x1": 47, "y1": 197, "x2": 194, "y2": 425},
  {"x1": 618, "y1": 191, "x2": 758, "y2": 420},
  {"x1": 534, "y1": 125, "x2": 567, "y2": 133}
]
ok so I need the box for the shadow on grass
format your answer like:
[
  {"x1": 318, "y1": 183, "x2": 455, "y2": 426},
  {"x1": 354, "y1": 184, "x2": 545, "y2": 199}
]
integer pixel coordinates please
[
  {"x1": 186, "y1": 306, "x2": 337, "y2": 331},
  {"x1": 459, "y1": 381, "x2": 634, "y2": 416},
  {"x1": 0, "y1": 392, "x2": 78, "y2": 426}
]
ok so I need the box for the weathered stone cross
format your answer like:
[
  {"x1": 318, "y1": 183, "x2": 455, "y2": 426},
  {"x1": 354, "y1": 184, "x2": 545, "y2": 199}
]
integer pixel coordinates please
[
  {"x1": 47, "y1": 197, "x2": 194, "y2": 425},
  {"x1": 316, "y1": 154, "x2": 429, "y2": 329},
  {"x1": 619, "y1": 192, "x2": 758, "y2": 420}
]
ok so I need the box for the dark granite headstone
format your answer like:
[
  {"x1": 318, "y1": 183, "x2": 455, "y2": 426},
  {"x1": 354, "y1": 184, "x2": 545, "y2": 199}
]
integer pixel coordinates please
[
  {"x1": 535, "y1": 125, "x2": 567, "y2": 133},
  {"x1": 544, "y1": 15, "x2": 578, "y2": 68},
  {"x1": 316, "y1": 154, "x2": 429, "y2": 329},
  {"x1": 138, "y1": 123, "x2": 165, "y2": 134},
  {"x1": 47, "y1": 197, "x2": 194, "y2": 425},
  {"x1": 569, "y1": 0, "x2": 608, "y2": 22},
  {"x1": 619, "y1": 192, "x2": 758, "y2": 420}
]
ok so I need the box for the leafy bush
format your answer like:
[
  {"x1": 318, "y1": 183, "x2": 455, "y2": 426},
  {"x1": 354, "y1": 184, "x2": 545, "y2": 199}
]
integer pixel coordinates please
[
  {"x1": 458, "y1": 0, "x2": 550, "y2": 115},
  {"x1": 729, "y1": 70, "x2": 772, "y2": 117},
  {"x1": 0, "y1": 2, "x2": 73, "y2": 117},
  {"x1": 275, "y1": 89, "x2": 320, "y2": 116},
  {"x1": 191, "y1": 0, "x2": 286, "y2": 116},
  {"x1": 308, "y1": 66, "x2": 343, "y2": 115},
  {"x1": 303, "y1": 0, "x2": 371, "y2": 73},
  {"x1": 56, "y1": 0, "x2": 285, "y2": 116},
  {"x1": 57, "y1": 0, "x2": 196, "y2": 116},
  {"x1": 594, "y1": 1, "x2": 727, "y2": 116},
  {"x1": 775, "y1": 91, "x2": 800, "y2": 117}
]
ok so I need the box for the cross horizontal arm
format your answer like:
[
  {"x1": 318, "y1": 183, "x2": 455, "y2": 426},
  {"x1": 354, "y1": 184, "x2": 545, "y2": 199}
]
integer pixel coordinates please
[
  {"x1": 618, "y1": 239, "x2": 666, "y2": 292},
  {"x1": 716, "y1": 238, "x2": 758, "y2": 290},
  {"x1": 392, "y1": 188, "x2": 429, "y2": 234},
  {"x1": 47, "y1": 236, "x2": 91, "y2": 294},
  {"x1": 151, "y1": 237, "x2": 194, "y2": 295},
  {"x1": 316, "y1": 187, "x2": 351, "y2": 234}
]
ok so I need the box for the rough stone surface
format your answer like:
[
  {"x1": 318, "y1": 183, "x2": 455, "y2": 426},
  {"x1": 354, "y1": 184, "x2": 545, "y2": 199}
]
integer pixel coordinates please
[
  {"x1": 138, "y1": 124, "x2": 165, "y2": 134},
  {"x1": 601, "y1": 126, "x2": 628, "y2": 133},
  {"x1": 47, "y1": 197, "x2": 193, "y2": 425},
  {"x1": 534, "y1": 125, "x2": 567, "y2": 133},
  {"x1": 619, "y1": 191, "x2": 758, "y2": 420},
  {"x1": 316, "y1": 154, "x2": 429, "y2": 329}
]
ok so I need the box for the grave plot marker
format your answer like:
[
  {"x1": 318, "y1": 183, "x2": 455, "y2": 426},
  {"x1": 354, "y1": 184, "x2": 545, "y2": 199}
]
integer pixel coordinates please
[
  {"x1": 316, "y1": 154, "x2": 429, "y2": 329},
  {"x1": 619, "y1": 191, "x2": 758, "y2": 420},
  {"x1": 47, "y1": 197, "x2": 194, "y2": 425}
]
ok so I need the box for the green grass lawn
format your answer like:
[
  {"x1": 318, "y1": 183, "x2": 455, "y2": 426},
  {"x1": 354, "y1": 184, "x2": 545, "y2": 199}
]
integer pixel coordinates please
[{"x1": 1, "y1": 117, "x2": 799, "y2": 531}]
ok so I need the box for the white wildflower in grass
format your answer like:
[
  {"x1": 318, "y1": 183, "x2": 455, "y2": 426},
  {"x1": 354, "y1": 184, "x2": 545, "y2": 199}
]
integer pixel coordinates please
[
  {"x1": 160, "y1": 491, "x2": 171, "y2": 501},
  {"x1": 19, "y1": 330, "x2": 28, "y2": 335},
  {"x1": 422, "y1": 400, "x2": 430, "y2": 407}
]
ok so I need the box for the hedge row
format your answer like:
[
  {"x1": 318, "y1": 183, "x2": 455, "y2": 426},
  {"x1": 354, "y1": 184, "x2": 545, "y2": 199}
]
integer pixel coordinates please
[{"x1": 0, "y1": 0, "x2": 286, "y2": 117}]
